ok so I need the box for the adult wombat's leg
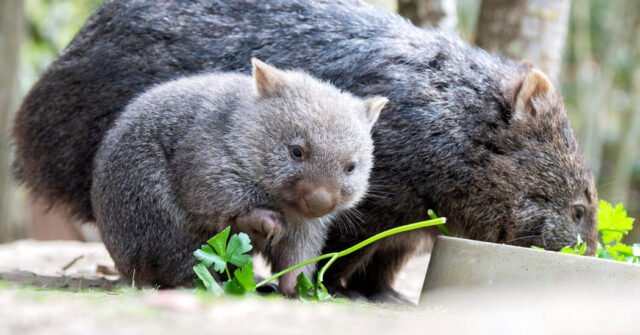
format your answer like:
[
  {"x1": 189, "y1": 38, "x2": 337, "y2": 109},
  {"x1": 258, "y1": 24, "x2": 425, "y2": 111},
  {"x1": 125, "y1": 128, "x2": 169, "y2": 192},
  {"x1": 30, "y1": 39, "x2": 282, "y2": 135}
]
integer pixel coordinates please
[
  {"x1": 323, "y1": 236, "x2": 416, "y2": 303},
  {"x1": 342, "y1": 247, "x2": 414, "y2": 304}
]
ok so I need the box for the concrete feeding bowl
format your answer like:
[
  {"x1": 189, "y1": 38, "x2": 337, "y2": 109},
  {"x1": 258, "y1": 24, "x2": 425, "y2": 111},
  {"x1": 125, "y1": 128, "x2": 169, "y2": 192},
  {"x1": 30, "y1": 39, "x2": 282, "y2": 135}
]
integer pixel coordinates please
[{"x1": 421, "y1": 236, "x2": 640, "y2": 301}]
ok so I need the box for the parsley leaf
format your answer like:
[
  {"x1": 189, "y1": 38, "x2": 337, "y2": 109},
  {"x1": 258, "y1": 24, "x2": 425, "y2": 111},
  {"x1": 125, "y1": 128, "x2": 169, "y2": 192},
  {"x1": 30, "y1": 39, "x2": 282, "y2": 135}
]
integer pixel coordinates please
[
  {"x1": 598, "y1": 200, "x2": 634, "y2": 244},
  {"x1": 315, "y1": 282, "x2": 333, "y2": 301},
  {"x1": 193, "y1": 227, "x2": 256, "y2": 296},
  {"x1": 193, "y1": 263, "x2": 224, "y2": 296},
  {"x1": 295, "y1": 273, "x2": 315, "y2": 300},
  {"x1": 293, "y1": 272, "x2": 334, "y2": 301},
  {"x1": 223, "y1": 263, "x2": 256, "y2": 295},
  {"x1": 559, "y1": 235, "x2": 587, "y2": 255},
  {"x1": 226, "y1": 233, "x2": 253, "y2": 267},
  {"x1": 194, "y1": 245, "x2": 226, "y2": 273},
  {"x1": 208, "y1": 226, "x2": 231, "y2": 256}
]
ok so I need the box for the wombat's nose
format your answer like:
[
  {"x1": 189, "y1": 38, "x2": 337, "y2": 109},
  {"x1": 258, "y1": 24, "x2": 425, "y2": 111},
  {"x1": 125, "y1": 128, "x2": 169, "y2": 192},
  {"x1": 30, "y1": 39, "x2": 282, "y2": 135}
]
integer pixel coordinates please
[{"x1": 297, "y1": 182, "x2": 338, "y2": 217}]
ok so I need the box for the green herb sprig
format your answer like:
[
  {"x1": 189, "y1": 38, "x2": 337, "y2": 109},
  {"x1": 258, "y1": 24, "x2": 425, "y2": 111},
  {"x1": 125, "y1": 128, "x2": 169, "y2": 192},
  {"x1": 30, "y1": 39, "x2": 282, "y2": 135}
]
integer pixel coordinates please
[{"x1": 193, "y1": 215, "x2": 447, "y2": 299}]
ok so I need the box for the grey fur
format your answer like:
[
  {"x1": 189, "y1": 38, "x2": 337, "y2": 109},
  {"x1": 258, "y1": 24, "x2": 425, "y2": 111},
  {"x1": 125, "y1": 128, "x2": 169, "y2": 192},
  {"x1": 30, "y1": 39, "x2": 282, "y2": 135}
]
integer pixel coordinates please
[
  {"x1": 13, "y1": 0, "x2": 597, "y2": 300},
  {"x1": 91, "y1": 64, "x2": 381, "y2": 292}
]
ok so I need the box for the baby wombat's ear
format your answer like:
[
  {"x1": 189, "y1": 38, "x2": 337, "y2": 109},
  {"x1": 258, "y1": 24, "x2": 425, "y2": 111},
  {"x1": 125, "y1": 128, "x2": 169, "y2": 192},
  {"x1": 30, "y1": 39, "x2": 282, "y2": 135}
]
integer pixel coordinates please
[
  {"x1": 363, "y1": 96, "x2": 389, "y2": 126},
  {"x1": 252, "y1": 58, "x2": 285, "y2": 98},
  {"x1": 512, "y1": 66, "x2": 557, "y2": 123}
]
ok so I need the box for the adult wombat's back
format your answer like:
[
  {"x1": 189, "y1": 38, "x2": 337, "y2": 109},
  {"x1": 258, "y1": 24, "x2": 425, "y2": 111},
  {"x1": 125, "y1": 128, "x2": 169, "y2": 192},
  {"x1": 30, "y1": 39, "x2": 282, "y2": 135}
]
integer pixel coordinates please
[{"x1": 13, "y1": 0, "x2": 409, "y2": 221}]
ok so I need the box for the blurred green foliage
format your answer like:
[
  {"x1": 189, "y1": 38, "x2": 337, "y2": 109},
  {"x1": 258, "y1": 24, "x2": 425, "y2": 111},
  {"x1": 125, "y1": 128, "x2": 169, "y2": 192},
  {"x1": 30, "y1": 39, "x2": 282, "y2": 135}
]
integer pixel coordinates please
[
  {"x1": 560, "y1": 1, "x2": 640, "y2": 226},
  {"x1": 20, "y1": 0, "x2": 100, "y2": 92}
]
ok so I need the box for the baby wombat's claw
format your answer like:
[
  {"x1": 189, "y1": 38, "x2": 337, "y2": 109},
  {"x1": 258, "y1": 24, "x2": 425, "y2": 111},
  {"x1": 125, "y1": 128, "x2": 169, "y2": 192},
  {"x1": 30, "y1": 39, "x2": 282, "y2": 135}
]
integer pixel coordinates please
[{"x1": 235, "y1": 208, "x2": 285, "y2": 250}]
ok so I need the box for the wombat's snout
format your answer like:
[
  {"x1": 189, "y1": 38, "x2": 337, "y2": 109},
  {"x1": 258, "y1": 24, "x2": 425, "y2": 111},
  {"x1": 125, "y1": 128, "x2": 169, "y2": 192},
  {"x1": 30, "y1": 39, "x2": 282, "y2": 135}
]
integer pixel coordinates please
[{"x1": 296, "y1": 181, "x2": 339, "y2": 218}]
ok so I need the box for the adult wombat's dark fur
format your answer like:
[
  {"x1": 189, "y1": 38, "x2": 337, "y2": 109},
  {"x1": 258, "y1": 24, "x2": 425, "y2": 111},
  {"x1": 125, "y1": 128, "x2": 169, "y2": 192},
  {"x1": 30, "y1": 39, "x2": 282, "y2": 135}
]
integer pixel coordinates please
[
  {"x1": 92, "y1": 59, "x2": 385, "y2": 293},
  {"x1": 13, "y1": 0, "x2": 597, "y2": 301}
]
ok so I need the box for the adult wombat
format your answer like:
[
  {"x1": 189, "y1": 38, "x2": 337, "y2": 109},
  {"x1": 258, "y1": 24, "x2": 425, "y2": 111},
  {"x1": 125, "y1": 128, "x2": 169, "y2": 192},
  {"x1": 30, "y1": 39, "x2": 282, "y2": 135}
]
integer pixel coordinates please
[
  {"x1": 92, "y1": 59, "x2": 386, "y2": 294},
  {"x1": 12, "y1": 0, "x2": 597, "y2": 301}
]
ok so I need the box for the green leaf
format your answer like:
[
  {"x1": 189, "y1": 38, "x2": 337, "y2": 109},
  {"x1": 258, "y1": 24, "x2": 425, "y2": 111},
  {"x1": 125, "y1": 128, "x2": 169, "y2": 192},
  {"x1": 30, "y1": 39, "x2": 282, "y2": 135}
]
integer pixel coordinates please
[
  {"x1": 194, "y1": 278, "x2": 206, "y2": 291},
  {"x1": 576, "y1": 235, "x2": 587, "y2": 255},
  {"x1": 598, "y1": 200, "x2": 634, "y2": 245},
  {"x1": 207, "y1": 226, "x2": 231, "y2": 256},
  {"x1": 222, "y1": 279, "x2": 242, "y2": 295},
  {"x1": 609, "y1": 243, "x2": 634, "y2": 256},
  {"x1": 315, "y1": 282, "x2": 333, "y2": 301},
  {"x1": 234, "y1": 263, "x2": 256, "y2": 291},
  {"x1": 193, "y1": 248, "x2": 227, "y2": 273},
  {"x1": 223, "y1": 263, "x2": 256, "y2": 295},
  {"x1": 193, "y1": 226, "x2": 258, "y2": 297},
  {"x1": 560, "y1": 246, "x2": 579, "y2": 255},
  {"x1": 193, "y1": 263, "x2": 223, "y2": 296},
  {"x1": 605, "y1": 243, "x2": 635, "y2": 262},
  {"x1": 597, "y1": 247, "x2": 614, "y2": 260},
  {"x1": 530, "y1": 246, "x2": 545, "y2": 250},
  {"x1": 226, "y1": 232, "x2": 253, "y2": 267},
  {"x1": 295, "y1": 273, "x2": 315, "y2": 300},
  {"x1": 558, "y1": 235, "x2": 587, "y2": 255}
]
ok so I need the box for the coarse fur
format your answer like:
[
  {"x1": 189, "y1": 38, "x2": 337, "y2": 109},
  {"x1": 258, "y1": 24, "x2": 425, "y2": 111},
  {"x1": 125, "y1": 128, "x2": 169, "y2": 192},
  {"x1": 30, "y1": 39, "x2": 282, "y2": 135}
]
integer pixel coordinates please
[
  {"x1": 13, "y1": 0, "x2": 597, "y2": 301},
  {"x1": 91, "y1": 60, "x2": 385, "y2": 292}
]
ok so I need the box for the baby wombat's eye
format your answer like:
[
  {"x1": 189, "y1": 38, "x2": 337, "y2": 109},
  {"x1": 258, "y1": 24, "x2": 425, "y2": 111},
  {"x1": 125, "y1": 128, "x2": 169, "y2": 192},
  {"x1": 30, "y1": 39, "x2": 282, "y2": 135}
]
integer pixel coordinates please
[
  {"x1": 345, "y1": 162, "x2": 356, "y2": 174},
  {"x1": 289, "y1": 145, "x2": 305, "y2": 161},
  {"x1": 571, "y1": 204, "x2": 586, "y2": 224}
]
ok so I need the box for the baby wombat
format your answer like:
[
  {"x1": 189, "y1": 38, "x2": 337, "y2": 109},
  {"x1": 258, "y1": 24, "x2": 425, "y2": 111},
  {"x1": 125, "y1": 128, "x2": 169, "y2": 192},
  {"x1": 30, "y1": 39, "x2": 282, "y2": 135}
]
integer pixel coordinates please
[{"x1": 90, "y1": 59, "x2": 387, "y2": 294}]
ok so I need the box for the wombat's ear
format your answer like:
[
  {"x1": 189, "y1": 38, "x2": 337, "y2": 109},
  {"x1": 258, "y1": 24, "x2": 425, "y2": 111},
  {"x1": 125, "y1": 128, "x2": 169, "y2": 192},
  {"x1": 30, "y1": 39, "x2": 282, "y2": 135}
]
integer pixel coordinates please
[
  {"x1": 252, "y1": 58, "x2": 285, "y2": 98},
  {"x1": 512, "y1": 67, "x2": 555, "y2": 123},
  {"x1": 364, "y1": 96, "x2": 388, "y2": 126}
]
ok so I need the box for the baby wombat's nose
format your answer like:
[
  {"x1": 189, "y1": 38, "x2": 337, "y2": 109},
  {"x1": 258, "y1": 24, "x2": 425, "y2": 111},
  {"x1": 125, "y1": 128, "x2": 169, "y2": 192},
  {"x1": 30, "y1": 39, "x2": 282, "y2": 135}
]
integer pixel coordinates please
[{"x1": 297, "y1": 182, "x2": 338, "y2": 217}]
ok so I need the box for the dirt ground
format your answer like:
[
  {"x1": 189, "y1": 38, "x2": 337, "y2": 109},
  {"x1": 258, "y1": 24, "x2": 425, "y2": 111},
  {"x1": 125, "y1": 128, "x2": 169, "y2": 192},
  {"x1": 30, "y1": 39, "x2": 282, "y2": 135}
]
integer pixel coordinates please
[
  {"x1": 1, "y1": 240, "x2": 639, "y2": 335},
  {"x1": 0, "y1": 240, "x2": 429, "y2": 300}
]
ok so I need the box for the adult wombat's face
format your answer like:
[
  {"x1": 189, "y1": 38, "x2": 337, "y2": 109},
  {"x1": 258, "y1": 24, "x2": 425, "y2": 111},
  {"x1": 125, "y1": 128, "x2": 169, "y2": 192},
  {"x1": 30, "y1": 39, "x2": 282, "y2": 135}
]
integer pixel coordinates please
[
  {"x1": 506, "y1": 132, "x2": 598, "y2": 252},
  {"x1": 511, "y1": 175, "x2": 598, "y2": 253},
  {"x1": 505, "y1": 69, "x2": 599, "y2": 253},
  {"x1": 442, "y1": 67, "x2": 598, "y2": 253}
]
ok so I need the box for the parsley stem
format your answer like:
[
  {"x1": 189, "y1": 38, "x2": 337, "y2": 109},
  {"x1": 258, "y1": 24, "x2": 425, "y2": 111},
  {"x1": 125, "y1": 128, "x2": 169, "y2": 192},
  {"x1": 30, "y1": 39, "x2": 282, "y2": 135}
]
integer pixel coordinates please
[
  {"x1": 316, "y1": 253, "x2": 339, "y2": 284},
  {"x1": 225, "y1": 266, "x2": 231, "y2": 281},
  {"x1": 256, "y1": 253, "x2": 337, "y2": 288},
  {"x1": 256, "y1": 217, "x2": 446, "y2": 288},
  {"x1": 429, "y1": 209, "x2": 451, "y2": 236}
]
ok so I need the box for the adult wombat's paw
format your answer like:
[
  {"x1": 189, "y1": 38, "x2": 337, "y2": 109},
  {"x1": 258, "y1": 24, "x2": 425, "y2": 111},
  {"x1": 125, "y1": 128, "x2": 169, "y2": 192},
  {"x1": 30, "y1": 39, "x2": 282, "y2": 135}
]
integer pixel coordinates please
[{"x1": 235, "y1": 208, "x2": 285, "y2": 251}]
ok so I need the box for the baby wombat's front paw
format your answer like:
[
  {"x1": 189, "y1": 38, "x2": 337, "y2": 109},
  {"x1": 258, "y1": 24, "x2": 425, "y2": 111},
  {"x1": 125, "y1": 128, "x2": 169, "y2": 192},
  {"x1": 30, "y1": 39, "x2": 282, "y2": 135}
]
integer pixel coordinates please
[{"x1": 235, "y1": 208, "x2": 285, "y2": 251}]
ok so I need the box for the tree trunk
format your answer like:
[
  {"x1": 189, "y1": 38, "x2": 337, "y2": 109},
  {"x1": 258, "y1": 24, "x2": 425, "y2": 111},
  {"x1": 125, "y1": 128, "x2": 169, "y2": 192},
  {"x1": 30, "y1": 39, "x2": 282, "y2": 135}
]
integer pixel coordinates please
[
  {"x1": 571, "y1": 0, "x2": 607, "y2": 180},
  {"x1": 0, "y1": 0, "x2": 25, "y2": 242},
  {"x1": 24, "y1": 201, "x2": 87, "y2": 241},
  {"x1": 608, "y1": 2, "x2": 640, "y2": 206},
  {"x1": 399, "y1": 0, "x2": 458, "y2": 30},
  {"x1": 475, "y1": 0, "x2": 571, "y2": 80},
  {"x1": 609, "y1": 68, "x2": 640, "y2": 205}
]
